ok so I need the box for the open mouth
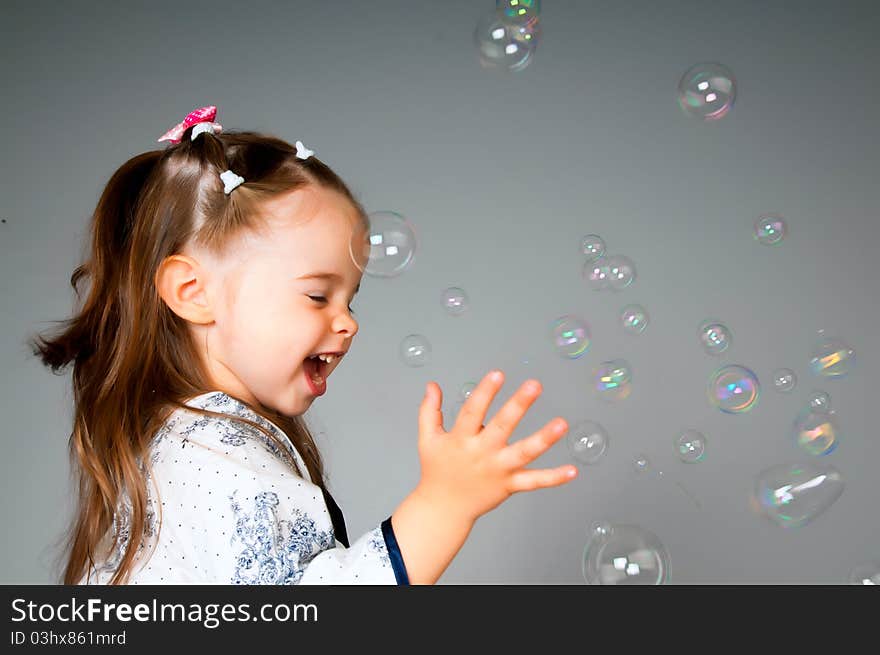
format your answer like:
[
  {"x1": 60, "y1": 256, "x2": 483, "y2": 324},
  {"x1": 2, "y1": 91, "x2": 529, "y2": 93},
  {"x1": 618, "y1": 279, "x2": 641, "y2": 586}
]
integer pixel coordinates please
[{"x1": 302, "y1": 352, "x2": 343, "y2": 395}]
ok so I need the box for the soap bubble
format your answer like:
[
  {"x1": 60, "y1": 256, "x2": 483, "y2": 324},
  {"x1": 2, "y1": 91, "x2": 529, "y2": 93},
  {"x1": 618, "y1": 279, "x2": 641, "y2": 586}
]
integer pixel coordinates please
[
  {"x1": 810, "y1": 338, "x2": 856, "y2": 378},
  {"x1": 594, "y1": 359, "x2": 633, "y2": 401},
  {"x1": 772, "y1": 368, "x2": 797, "y2": 392},
  {"x1": 621, "y1": 304, "x2": 649, "y2": 334},
  {"x1": 497, "y1": 0, "x2": 541, "y2": 26},
  {"x1": 581, "y1": 234, "x2": 605, "y2": 261},
  {"x1": 583, "y1": 256, "x2": 611, "y2": 291},
  {"x1": 459, "y1": 382, "x2": 477, "y2": 401},
  {"x1": 848, "y1": 562, "x2": 880, "y2": 585},
  {"x1": 752, "y1": 462, "x2": 844, "y2": 528},
  {"x1": 606, "y1": 255, "x2": 636, "y2": 290},
  {"x1": 698, "y1": 320, "x2": 732, "y2": 355},
  {"x1": 807, "y1": 390, "x2": 832, "y2": 413},
  {"x1": 566, "y1": 420, "x2": 610, "y2": 465},
  {"x1": 677, "y1": 62, "x2": 737, "y2": 121},
  {"x1": 582, "y1": 523, "x2": 669, "y2": 585},
  {"x1": 441, "y1": 287, "x2": 469, "y2": 316},
  {"x1": 399, "y1": 334, "x2": 431, "y2": 367},
  {"x1": 754, "y1": 214, "x2": 787, "y2": 245},
  {"x1": 632, "y1": 454, "x2": 651, "y2": 473},
  {"x1": 708, "y1": 365, "x2": 760, "y2": 413},
  {"x1": 793, "y1": 409, "x2": 839, "y2": 456},
  {"x1": 350, "y1": 211, "x2": 417, "y2": 278},
  {"x1": 551, "y1": 315, "x2": 591, "y2": 359},
  {"x1": 675, "y1": 430, "x2": 707, "y2": 463},
  {"x1": 474, "y1": 9, "x2": 539, "y2": 72}
]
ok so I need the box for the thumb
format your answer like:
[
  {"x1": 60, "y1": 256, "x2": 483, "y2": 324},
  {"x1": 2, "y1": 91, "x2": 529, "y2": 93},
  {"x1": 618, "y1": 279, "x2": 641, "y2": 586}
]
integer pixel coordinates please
[{"x1": 418, "y1": 381, "x2": 444, "y2": 436}]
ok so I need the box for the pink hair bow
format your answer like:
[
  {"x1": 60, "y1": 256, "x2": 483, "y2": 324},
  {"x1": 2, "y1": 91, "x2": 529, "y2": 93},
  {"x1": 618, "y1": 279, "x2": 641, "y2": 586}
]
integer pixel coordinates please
[{"x1": 157, "y1": 105, "x2": 223, "y2": 144}]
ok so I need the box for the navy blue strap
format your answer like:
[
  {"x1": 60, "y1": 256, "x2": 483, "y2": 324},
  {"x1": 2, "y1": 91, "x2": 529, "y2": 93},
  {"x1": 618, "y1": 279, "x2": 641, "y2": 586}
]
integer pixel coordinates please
[
  {"x1": 381, "y1": 516, "x2": 411, "y2": 585},
  {"x1": 320, "y1": 486, "x2": 349, "y2": 548}
]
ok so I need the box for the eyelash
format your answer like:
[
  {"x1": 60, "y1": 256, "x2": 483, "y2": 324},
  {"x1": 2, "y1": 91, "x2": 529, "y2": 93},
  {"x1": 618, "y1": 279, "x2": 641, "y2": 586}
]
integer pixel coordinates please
[{"x1": 309, "y1": 295, "x2": 355, "y2": 314}]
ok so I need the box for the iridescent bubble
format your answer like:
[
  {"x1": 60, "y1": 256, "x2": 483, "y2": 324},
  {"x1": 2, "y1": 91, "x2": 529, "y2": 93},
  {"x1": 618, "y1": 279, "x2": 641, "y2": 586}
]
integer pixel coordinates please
[
  {"x1": 675, "y1": 430, "x2": 707, "y2": 463},
  {"x1": 566, "y1": 420, "x2": 610, "y2": 465},
  {"x1": 752, "y1": 462, "x2": 844, "y2": 528},
  {"x1": 582, "y1": 523, "x2": 669, "y2": 585},
  {"x1": 594, "y1": 359, "x2": 633, "y2": 401},
  {"x1": 698, "y1": 320, "x2": 732, "y2": 355},
  {"x1": 349, "y1": 211, "x2": 417, "y2": 278},
  {"x1": 754, "y1": 214, "x2": 787, "y2": 245},
  {"x1": 808, "y1": 390, "x2": 832, "y2": 413},
  {"x1": 620, "y1": 304, "x2": 649, "y2": 334},
  {"x1": 441, "y1": 287, "x2": 469, "y2": 316},
  {"x1": 677, "y1": 62, "x2": 737, "y2": 121},
  {"x1": 582, "y1": 256, "x2": 611, "y2": 291},
  {"x1": 581, "y1": 234, "x2": 605, "y2": 261},
  {"x1": 496, "y1": 0, "x2": 541, "y2": 26},
  {"x1": 474, "y1": 9, "x2": 539, "y2": 72},
  {"x1": 848, "y1": 562, "x2": 880, "y2": 585},
  {"x1": 772, "y1": 368, "x2": 797, "y2": 392},
  {"x1": 399, "y1": 334, "x2": 431, "y2": 367},
  {"x1": 632, "y1": 454, "x2": 651, "y2": 473},
  {"x1": 810, "y1": 338, "x2": 856, "y2": 378},
  {"x1": 708, "y1": 365, "x2": 760, "y2": 414},
  {"x1": 793, "y1": 409, "x2": 839, "y2": 456},
  {"x1": 551, "y1": 315, "x2": 591, "y2": 359},
  {"x1": 606, "y1": 255, "x2": 636, "y2": 290},
  {"x1": 459, "y1": 382, "x2": 476, "y2": 401}
]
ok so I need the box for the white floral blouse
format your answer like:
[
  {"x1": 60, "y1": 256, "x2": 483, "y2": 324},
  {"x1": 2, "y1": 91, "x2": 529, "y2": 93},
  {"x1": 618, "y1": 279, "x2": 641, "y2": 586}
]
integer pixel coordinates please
[{"x1": 79, "y1": 391, "x2": 409, "y2": 585}]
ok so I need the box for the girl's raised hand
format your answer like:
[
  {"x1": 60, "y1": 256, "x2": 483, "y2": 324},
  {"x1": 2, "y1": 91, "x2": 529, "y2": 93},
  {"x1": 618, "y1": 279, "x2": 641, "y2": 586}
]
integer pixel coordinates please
[{"x1": 415, "y1": 369, "x2": 577, "y2": 525}]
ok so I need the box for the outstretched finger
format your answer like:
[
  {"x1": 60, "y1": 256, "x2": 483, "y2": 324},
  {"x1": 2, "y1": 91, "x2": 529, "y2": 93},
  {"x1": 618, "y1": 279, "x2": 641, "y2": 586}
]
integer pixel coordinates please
[
  {"x1": 508, "y1": 465, "x2": 578, "y2": 493},
  {"x1": 452, "y1": 370, "x2": 505, "y2": 435},
  {"x1": 418, "y1": 381, "x2": 445, "y2": 438},
  {"x1": 498, "y1": 418, "x2": 568, "y2": 469},
  {"x1": 481, "y1": 379, "x2": 544, "y2": 447}
]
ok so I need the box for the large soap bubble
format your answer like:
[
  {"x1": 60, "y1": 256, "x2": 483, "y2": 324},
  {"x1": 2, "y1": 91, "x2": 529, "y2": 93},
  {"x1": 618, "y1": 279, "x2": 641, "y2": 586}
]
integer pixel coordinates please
[
  {"x1": 751, "y1": 462, "x2": 844, "y2": 528},
  {"x1": 582, "y1": 523, "x2": 670, "y2": 585}
]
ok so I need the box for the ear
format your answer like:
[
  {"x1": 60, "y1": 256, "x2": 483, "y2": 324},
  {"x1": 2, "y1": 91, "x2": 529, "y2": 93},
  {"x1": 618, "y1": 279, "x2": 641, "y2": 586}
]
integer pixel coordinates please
[{"x1": 155, "y1": 254, "x2": 215, "y2": 325}]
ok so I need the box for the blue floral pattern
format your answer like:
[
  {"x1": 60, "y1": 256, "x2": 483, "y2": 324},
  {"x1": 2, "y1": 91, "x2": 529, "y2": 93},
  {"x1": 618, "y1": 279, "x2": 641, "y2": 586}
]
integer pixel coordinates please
[{"x1": 80, "y1": 391, "x2": 403, "y2": 585}]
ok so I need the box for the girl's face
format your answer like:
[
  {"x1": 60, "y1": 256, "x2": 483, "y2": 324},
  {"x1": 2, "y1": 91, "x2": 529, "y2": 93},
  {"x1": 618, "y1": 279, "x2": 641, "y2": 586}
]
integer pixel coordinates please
[{"x1": 191, "y1": 184, "x2": 365, "y2": 417}]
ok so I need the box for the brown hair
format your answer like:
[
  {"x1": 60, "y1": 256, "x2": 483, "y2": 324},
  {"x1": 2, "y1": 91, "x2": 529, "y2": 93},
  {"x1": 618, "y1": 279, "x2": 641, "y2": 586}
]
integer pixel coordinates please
[{"x1": 29, "y1": 125, "x2": 368, "y2": 584}]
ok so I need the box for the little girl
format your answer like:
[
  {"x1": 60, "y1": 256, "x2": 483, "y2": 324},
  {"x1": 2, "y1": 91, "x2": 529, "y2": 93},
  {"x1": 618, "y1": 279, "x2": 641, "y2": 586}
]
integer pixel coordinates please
[{"x1": 31, "y1": 105, "x2": 578, "y2": 585}]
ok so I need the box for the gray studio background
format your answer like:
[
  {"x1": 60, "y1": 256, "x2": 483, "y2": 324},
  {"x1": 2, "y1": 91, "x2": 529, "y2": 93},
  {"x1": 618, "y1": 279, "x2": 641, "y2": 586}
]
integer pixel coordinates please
[{"x1": 1, "y1": 0, "x2": 877, "y2": 584}]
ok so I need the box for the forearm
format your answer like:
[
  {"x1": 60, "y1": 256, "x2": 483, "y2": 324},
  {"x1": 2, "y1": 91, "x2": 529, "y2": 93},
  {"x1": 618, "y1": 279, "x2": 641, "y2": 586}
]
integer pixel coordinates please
[{"x1": 390, "y1": 487, "x2": 475, "y2": 585}]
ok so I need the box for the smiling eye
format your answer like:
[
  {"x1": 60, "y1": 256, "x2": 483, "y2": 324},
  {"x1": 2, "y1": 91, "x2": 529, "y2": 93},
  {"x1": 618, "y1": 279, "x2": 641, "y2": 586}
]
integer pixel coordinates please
[{"x1": 308, "y1": 295, "x2": 327, "y2": 303}]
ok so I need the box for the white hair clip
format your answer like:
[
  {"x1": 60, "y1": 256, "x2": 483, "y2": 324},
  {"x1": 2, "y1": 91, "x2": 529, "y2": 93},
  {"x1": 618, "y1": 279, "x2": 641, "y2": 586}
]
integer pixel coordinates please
[
  {"x1": 191, "y1": 121, "x2": 223, "y2": 141},
  {"x1": 295, "y1": 140, "x2": 314, "y2": 160},
  {"x1": 219, "y1": 169, "x2": 245, "y2": 195}
]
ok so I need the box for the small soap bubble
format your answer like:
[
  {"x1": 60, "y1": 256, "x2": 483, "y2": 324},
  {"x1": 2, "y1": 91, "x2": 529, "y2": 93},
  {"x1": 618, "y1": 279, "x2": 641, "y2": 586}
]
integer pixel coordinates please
[
  {"x1": 582, "y1": 523, "x2": 669, "y2": 585},
  {"x1": 441, "y1": 287, "x2": 469, "y2": 316},
  {"x1": 752, "y1": 462, "x2": 844, "y2": 528},
  {"x1": 497, "y1": 0, "x2": 541, "y2": 26},
  {"x1": 594, "y1": 359, "x2": 633, "y2": 401},
  {"x1": 675, "y1": 430, "x2": 707, "y2": 463},
  {"x1": 399, "y1": 334, "x2": 431, "y2": 367},
  {"x1": 621, "y1": 304, "x2": 649, "y2": 334},
  {"x1": 583, "y1": 256, "x2": 611, "y2": 291},
  {"x1": 632, "y1": 454, "x2": 650, "y2": 473},
  {"x1": 459, "y1": 382, "x2": 477, "y2": 401},
  {"x1": 807, "y1": 390, "x2": 832, "y2": 413},
  {"x1": 589, "y1": 521, "x2": 612, "y2": 538},
  {"x1": 551, "y1": 315, "x2": 591, "y2": 359},
  {"x1": 698, "y1": 320, "x2": 732, "y2": 355},
  {"x1": 606, "y1": 255, "x2": 636, "y2": 290},
  {"x1": 677, "y1": 62, "x2": 737, "y2": 121},
  {"x1": 350, "y1": 211, "x2": 417, "y2": 278},
  {"x1": 772, "y1": 368, "x2": 797, "y2": 392},
  {"x1": 566, "y1": 420, "x2": 610, "y2": 465},
  {"x1": 754, "y1": 214, "x2": 787, "y2": 245},
  {"x1": 793, "y1": 409, "x2": 839, "y2": 456},
  {"x1": 581, "y1": 234, "x2": 606, "y2": 261},
  {"x1": 474, "y1": 8, "x2": 539, "y2": 72},
  {"x1": 810, "y1": 338, "x2": 856, "y2": 378},
  {"x1": 848, "y1": 562, "x2": 880, "y2": 585},
  {"x1": 708, "y1": 365, "x2": 760, "y2": 414}
]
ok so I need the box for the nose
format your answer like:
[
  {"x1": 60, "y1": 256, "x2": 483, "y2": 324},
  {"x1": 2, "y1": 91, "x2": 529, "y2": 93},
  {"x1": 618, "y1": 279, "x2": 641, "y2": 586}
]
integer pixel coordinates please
[{"x1": 332, "y1": 310, "x2": 359, "y2": 339}]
